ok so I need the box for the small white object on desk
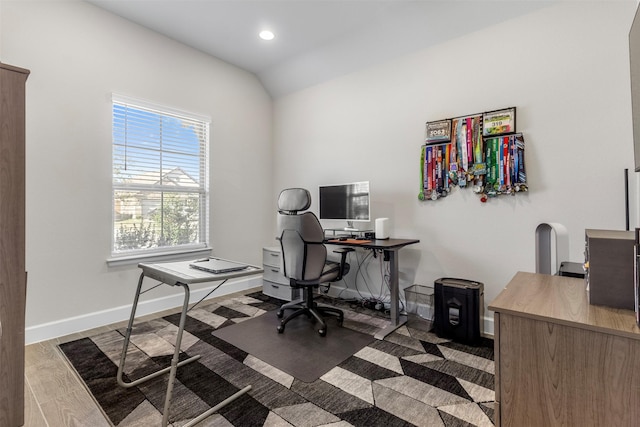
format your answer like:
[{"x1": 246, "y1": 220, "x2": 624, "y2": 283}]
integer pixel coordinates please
[{"x1": 375, "y1": 217, "x2": 389, "y2": 239}]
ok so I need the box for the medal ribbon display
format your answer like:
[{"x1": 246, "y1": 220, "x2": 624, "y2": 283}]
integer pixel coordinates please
[{"x1": 421, "y1": 108, "x2": 526, "y2": 202}]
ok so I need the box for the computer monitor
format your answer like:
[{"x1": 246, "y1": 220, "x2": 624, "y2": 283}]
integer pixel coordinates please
[{"x1": 319, "y1": 181, "x2": 370, "y2": 230}]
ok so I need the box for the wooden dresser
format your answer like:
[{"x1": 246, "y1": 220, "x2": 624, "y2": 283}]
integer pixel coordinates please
[
  {"x1": 489, "y1": 272, "x2": 640, "y2": 427},
  {"x1": 0, "y1": 63, "x2": 29, "y2": 427}
]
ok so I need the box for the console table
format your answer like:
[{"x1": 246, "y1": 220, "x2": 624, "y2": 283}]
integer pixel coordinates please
[
  {"x1": 117, "y1": 259, "x2": 263, "y2": 427},
  {"x1": 489, "y1": 272, "x2": 640, "y2": 426},
  {"x1": 325, "y1": 238, "x2": 419, "y2": 339}
]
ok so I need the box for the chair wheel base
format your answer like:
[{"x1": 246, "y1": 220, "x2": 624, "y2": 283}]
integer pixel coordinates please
[{"x1": 276, "y1": 297, "x2": 344, "y2": 338}]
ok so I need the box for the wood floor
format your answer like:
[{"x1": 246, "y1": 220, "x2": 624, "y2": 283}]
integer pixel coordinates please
[
  {"x1": 24, "y1": 325, "x2": 113, "y2": 427},
  {"x1": 22, "y1": 288, "x2": 255, "y2": 427}
]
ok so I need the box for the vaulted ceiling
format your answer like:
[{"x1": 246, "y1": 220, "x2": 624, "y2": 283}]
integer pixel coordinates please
[{"x1": 86, "y1": 0, "x2": 554, "y2": 98}]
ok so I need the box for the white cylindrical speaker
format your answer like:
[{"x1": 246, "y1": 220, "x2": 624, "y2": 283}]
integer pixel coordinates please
[{"x1": 375, "y1": 218, "x2": 389, "y2": 240}]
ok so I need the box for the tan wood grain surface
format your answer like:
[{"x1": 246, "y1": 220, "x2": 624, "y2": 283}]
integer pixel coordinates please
[
  {"x1": 498, "y1": 313, "x2": 640, "y2": 426},
  {"x1": 0, "y1": 62, "x2": 29, "y2": 427},
  {"x1": 492, "y1": 272, "x2": 640, "y2": 426},
  {"x1": 489, "y1": 271, "x2": 640, "y2": 340}
]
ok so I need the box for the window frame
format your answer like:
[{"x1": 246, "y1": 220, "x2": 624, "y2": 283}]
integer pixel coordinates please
[{"x1": 108, "y1": 94, "x2": 211, "y2": 265}]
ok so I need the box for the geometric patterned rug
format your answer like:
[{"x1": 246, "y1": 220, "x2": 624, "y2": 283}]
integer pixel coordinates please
[{"x1": 59, "y1": 291, "x2": 495, "y2": 426}]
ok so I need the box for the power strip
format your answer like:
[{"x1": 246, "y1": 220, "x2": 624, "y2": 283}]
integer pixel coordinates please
[{"x1": 361, "y1": 299, "x2": 387, "y2": 312}]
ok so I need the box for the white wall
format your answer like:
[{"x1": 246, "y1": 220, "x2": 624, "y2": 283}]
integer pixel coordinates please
[
  {"x1": 1, "y1": 1, "x2": 273, "y2": 340},
  {"x1": 273, "y1": 1, "x2": 638, "y2": 329},
  {"x1": 2, "y1": 0, "x2": 637, "y2": 340}
]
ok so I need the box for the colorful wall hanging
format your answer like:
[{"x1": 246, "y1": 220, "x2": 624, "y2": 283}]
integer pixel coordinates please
[{"x1": 420, "y1": 107, "x2": 527, "y2": 202}]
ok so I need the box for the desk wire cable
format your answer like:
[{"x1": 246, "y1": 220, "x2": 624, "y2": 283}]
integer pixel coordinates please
[
  {"x1": 331, "y1": 250, "x2": 356, "y2": 298},
  {"x1": 336, "y1": 249, "x2": 374, "y2": 302},
  {"x1": 333, "y1": 248, "x2": 404, "y2": 314},
  {"x1": 376, "y1": 250, "x2": 406, "y2": 314},
  {"x1": 354, "y1": 248, "x2": 392, "y2": 311}
]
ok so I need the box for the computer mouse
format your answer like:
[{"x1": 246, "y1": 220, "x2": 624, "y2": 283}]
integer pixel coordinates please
[{"x1": 338, "y1": 236, "x2": 348, "y2": 241}]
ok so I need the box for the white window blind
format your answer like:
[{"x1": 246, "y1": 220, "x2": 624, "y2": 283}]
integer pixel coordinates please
[{"x1": 111, "y1": 94, "x2": 210, "y2": 256}]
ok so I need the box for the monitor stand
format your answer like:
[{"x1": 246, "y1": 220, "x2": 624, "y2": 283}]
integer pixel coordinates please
[{"x1": 344, "y1": 221, "x2": 358, "y2": 232}]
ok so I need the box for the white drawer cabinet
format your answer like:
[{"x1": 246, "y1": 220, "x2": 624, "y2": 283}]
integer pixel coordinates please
[{"x1": 262, "y1": 246, "x2": 300, "y2": 301}]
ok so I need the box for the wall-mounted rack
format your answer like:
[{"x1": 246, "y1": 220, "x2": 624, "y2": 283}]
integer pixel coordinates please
[{"x1": 419, "y1": 107, "x2": 527, "y2": 202}]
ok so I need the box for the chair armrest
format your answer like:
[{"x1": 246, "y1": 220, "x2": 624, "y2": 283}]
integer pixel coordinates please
[{"x1": 332, "y1": 247, "x2": 354, "y2": 281}]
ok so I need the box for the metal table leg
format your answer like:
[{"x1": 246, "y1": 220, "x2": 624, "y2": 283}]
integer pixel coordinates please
[
  {"x1": 118, "y1": 269, "x2": 255, "y2": 426},
  {"x1": 117, "y1": 273, "x2": 201, "y2": 426}
]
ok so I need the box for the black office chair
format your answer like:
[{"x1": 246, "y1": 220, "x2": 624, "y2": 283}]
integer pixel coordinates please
[{"x1": 276, "y1": 188, "x2": 353, "y2": 336}]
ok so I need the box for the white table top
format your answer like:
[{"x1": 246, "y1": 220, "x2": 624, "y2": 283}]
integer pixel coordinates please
[{"x1": 138, "y1": 258, "x2": 263, "y2": 286}]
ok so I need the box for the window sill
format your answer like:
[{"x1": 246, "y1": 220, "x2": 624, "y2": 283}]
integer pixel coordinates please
[{"x1": 106, "y1": 247, "x2": 213, "y2": 268}]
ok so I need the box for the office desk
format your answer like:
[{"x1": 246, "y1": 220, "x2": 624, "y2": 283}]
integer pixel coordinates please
[
  {"x1": 117, "y1": 259, "x2": 262, "y2": 427},
  {"x1": 489, "y1": 272, "x2": 640, "y2": 426},
  {"x1": 325, "y1": 238, "x2": 419, "y2": 339}
]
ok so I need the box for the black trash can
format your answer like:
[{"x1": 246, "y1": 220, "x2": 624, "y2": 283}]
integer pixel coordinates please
[{"x1": 434, "y1": 278, "x2": 484, "y2": 345}]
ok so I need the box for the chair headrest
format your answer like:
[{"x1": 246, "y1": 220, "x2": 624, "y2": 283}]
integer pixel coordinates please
[{"x1": 278, "y1": 188, "x2": 311, "y2": 213}]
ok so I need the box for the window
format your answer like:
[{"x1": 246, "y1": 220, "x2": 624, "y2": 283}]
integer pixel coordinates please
[{"x1": 111, "y1": 94, "x2": 209, "y2": 258}]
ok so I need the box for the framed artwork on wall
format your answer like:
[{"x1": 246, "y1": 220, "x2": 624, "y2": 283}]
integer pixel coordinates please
[
  {"x1": 482, "y1": 107, "x2": 516, "y2": 136},
  {"x1": 425, "y1": 119, "x2": 452, "y2": 145}
]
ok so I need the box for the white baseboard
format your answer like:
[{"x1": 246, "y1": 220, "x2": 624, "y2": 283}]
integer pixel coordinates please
[
  {"x1": 29, "y1": 278, "x2": 493, "y2": 345},
  {"x1": 483, "y1": 316, "x2": 494, "y2": 338},
  {"x1": 325, "y1": 284, "x2": 494, "y2": 338},
  {"x1": 25, "y1": 276, "x2": 262, "y2": 345}
]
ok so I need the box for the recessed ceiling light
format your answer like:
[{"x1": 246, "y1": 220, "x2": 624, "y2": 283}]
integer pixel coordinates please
[{"x1": 259, "y1": 30, "x2": 275, "y2": 41}]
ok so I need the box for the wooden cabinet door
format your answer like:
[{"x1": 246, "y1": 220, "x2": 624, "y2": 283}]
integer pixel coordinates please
[{"x1": 0, "y1": 62, "x2": 29, "y2": 427}]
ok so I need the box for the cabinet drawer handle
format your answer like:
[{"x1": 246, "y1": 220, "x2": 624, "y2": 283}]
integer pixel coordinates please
[
  {"x1": 270, "y1": 253, "x2": 278, "y2": 257},
  {"x1": 271, "y1": 284, "x2": 279, "y2": 289},
  {"x1": 270, "y1": 268, "x2": 279, "y2": 273}
]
